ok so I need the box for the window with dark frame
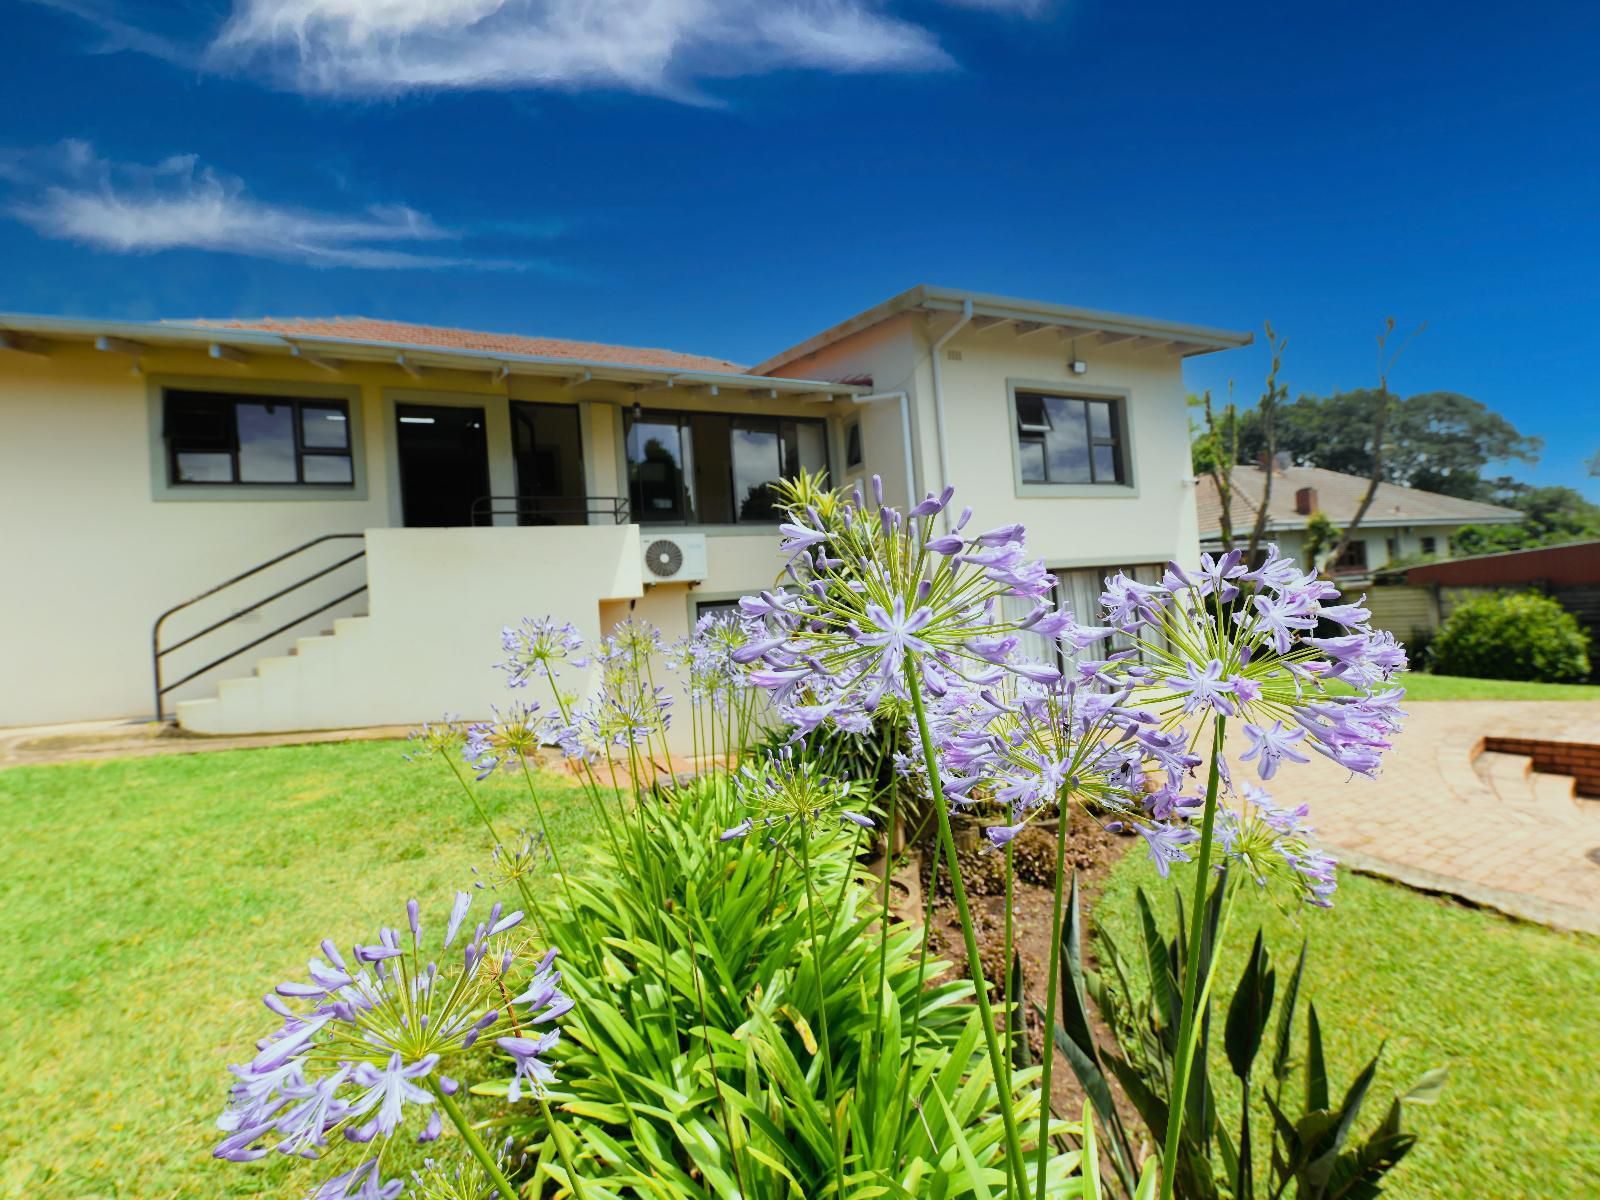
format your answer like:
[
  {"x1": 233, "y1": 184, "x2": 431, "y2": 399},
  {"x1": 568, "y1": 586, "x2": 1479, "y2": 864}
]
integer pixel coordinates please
[
  {"x1": 1013, "y1": 391, "x2": 1125, "y2": 486},
  {"x1": 623, "y1": 407, "x2": 827, "y2": 525},
  {"x1": 1331, "y1": 539, "x2": 1368, "y2": 571},
  {"x1": 1420, "y1": 535, "x2": 1437, "y2": 555},
  {"x1": 163, "y1": 390, "x2": 353, "y2": 487},
  {"x1": 845, "y1": 420, "x2": 864, "y2": 470}
]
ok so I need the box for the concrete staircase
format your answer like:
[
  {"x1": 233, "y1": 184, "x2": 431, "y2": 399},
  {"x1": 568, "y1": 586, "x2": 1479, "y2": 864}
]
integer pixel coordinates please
[
  {"x1": 1473, "y1": 748, "x2": 1585, "y2": 823},
  {"x1": 175, "y1": 616, "x2": 372, "y2": 734}
]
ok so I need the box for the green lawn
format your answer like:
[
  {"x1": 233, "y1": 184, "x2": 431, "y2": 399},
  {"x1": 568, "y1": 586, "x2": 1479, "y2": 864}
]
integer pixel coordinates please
[
  {"x1": 0, "y1": 742, "x2": 600, "y2": 1200},
  {"x1": 1094, "y1": 855, "x2": 1600, "y2": 1200},
  {"x1": 1315, "y1": 671, "x2": 1600, "y2": 701},
  {"x1": 1391, "y1": 672, "x2": 1600, "y2": 701}
]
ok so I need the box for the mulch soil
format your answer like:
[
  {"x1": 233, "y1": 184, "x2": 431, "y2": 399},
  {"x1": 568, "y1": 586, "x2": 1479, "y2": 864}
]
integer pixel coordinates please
[{"x1": 886, "y1": 813, "x2": 1148, "y2": 1147}]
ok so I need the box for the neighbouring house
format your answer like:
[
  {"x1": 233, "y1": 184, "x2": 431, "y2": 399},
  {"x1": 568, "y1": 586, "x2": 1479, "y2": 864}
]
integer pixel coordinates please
[
  {"x1": 1195, "y1": 463, "x2": 1522, "y2": 582},
  {"x1": 1371, "y1": 540, "x2": 1600, "y2": 656},
  {"x1": 0, "y1": 285, "x2": 1249, "y2": 740}
]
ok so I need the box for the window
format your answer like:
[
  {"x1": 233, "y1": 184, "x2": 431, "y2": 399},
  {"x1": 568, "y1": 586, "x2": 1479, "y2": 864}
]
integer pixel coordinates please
[
  {"x1": 1331, "y1": 539, "x2": 1368, "y2": 572},
  {"x1": 845, "y1": 420, "x2": 864, "y2": 470},
  {"x1": 1014, "y1": 391, "x2": 1124, "y2": 485},
  {"x1": 998, "y1": 562, "x2": 1168, "y2": 673},
  {"x1": 163, "y1": 390, "x2": 353, "y2": 486},
  {"x1": 510, "y1": 402, "x2": 586, "y2": 525},
  {"x1": 1420, "y1": 536, "x2": 1437, "y2": 555},
  {"x1": 623, "y1": 408, "x2": 827, "y2": 524}
]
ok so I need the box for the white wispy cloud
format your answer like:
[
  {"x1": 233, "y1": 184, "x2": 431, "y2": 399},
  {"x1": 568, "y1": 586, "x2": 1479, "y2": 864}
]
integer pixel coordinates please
[
  {"x1": 208, "y1": 0, "x2": 953, "y2": 98},
  {"x1": 1, "y1": 140, "x2": 527, "y2": 269}
]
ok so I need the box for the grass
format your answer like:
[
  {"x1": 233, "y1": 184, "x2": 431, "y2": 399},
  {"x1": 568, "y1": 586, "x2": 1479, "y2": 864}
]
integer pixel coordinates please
[
  {"x1": 1094, "y1": 853, "x2": 1600, "y2": 1200},
  {"x1": 1318, "y1": 670, "x2": 1600, "y2": 701},
  {"x1": 1387, "y1": 672, "x2": 1600, "y2": 701},
  {"x1": 0, "y1": 741, "x2": 601, "y2": 1200}
]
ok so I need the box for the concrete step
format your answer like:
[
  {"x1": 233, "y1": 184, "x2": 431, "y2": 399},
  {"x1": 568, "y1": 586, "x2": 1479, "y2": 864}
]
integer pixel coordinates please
[
  {"x1": 1532, "y1": 770, "x2": 1576, "y2": 806},
  {"x1": 1475, "y1": 750, "x2": 1532, "y2": 795}
]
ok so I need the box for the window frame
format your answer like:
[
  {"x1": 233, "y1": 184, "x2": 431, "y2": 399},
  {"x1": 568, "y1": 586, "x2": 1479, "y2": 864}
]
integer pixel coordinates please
[
  {"x1": 1331, "y1": 539, "x2": 1369, "y2": 572},
  {"x1": 149, "y1": 378, "x2": 366, "y2": 502},
  {"x1": 1005, "y1": 379, "x2": 1138, "y2": 498},
  {"x1": 621, "y1": 406, "x2": 829, "y2": 526}
]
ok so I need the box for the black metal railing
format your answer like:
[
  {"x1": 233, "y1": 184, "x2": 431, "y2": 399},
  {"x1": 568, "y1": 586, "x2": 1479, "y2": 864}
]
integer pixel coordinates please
[
  {"x1": 151, "y1": 533, "x2": 368, "y2": 722},
  {"x1": 470, "y1": 495, "x2": 631, "y2": 526}
]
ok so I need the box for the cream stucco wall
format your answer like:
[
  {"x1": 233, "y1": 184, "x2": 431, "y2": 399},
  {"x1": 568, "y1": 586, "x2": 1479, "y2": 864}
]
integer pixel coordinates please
[
  {"x1": 177, "y1": 526, "x2": 644, "y2": 734},
  {"x1": 0, "y1": 345, "x2": 838, "y2": 728},
  {"x1": 772, "y1": 315, "x2": 1205, "y2": 571}
]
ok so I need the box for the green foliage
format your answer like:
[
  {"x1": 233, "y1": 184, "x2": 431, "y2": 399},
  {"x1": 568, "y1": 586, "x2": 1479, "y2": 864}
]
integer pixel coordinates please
[
  {"x1": 1452, "y1": 483, "x2": 1600, "y2": 555},
  {"x1": 504, "y1": 776, "x2": 1084, "y2": 1197},
  {"x1": 1053, "y1": 876, "x2": 1444, "y2": 1200},
  {"x1": 1303, "y1": 511, "x2": 1339, "y2": 568},
  {"x1": 1230, "y1": 391, "x2": 1540, "y2": 501},
  {"x1": 1429, "y1": 591, "x2": 1591, "y2": 683}
]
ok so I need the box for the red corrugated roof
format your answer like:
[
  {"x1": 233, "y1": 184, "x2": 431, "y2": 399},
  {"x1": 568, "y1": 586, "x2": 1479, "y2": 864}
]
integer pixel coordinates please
[{"x1": 179, "y1": 316, "x2": 747, "y2": 374}]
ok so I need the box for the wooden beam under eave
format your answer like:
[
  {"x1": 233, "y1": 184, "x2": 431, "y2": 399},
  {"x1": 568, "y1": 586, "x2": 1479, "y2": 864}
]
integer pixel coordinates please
[
  {"x1": 1056, "y1": 327, "x2": 1103, "y2": 346},
  {"x1": 1012, "y1": 321, "x2": 1055, "y2": 340},
  {"x1": 290, "y1": 345, "x2": 344, "y2": 373},
  {"x1": 209, "y1": 342, "x2": 249, "y2": 364},
  {"x1": 95, "y1": 334, "x2": 147, "y2": 356},
  {"x1": 969, "y1": 315, "x2": 1011, "y2": 335},
  {"x1": 394, "y1": 353, "x2": 423, "y2": 379},
  {"x1": 0, "y1": 331, "x2": 49, "y2": 356},
  {"x1": 1095, "y1": 332, "x2": 1140, "y2": 348}
]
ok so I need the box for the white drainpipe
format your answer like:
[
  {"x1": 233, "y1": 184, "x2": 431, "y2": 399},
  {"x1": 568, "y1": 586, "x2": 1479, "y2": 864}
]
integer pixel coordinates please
[
  {"x1": 928, "y1": 299, "x2": 973, "y2": 529},
  {"x1": 851, "y1": 390, "x2": 916, "y2": 509}
]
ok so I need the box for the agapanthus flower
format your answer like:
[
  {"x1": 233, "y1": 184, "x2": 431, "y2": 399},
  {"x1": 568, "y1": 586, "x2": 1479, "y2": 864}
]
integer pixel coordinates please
[
  {"x1": 498, "y1": 617, "x2": 586, "y2": 688},
  {"x1": 721, "y1": 745, "x2": 873, "y2": 842},
  {"x1": 410, "y1": 1138, "x2": 525, "y2": 1200},
  {"x1": 214, "y1": 894, "x2": 570, "y2": 1196},
  {"x1": 735, "y1": 478, "x2": 1059, "y2": 736},
  {"x1": 463, "y1": 702, "x2": 547, "y2": 779},
  {"x1": 404, "y1": 716, "x2": 468, "y2": 762},
  {"x1": 1106, "y1": 547, "x2": 1408, "y2": 780},
  {"x1": 1216, "y1": 784, "x2": 1340, "y2": 907}
]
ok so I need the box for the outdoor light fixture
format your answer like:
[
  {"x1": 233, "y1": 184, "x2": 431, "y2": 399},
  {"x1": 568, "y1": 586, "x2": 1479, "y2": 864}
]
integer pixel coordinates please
[
  {"x1": 1068, "y1": 339, "x2": 1087, "y2": 374},
  {"x1": 633, "y1": 401, "x2": 643, "y2": 420}
]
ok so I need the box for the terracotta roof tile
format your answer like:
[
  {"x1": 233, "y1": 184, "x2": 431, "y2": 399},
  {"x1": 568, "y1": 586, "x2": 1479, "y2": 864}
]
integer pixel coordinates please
[
  {"x1": 1195, "y1": 465, "x2": 1522, "y2": 535},
  {"x1": 180, "y1": 316, "x2": 747, "y2": 374}
]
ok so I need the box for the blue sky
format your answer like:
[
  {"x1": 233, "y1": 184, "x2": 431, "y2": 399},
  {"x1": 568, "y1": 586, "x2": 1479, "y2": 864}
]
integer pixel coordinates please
[{"x1": 4, "y1": 0, "x2": 1597, "y2": 497}]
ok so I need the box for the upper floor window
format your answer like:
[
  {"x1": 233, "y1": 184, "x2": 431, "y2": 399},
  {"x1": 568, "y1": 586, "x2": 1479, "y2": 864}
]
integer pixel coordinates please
[
  {"x1": 163, "y1": 390, "x2": 353, "y2": 486},
  {"x1": 623, "y1": 408, "x2": 827, "y2": 525},
  {"x1": 1014, "y1": 391, "x2": 1125, "y2": 486}
]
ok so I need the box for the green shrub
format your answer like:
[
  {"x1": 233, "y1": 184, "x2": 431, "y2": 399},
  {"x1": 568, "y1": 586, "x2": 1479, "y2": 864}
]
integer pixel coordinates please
[{"x1": 1430, "y1": 591, "x2": 1591, "y2": 682}]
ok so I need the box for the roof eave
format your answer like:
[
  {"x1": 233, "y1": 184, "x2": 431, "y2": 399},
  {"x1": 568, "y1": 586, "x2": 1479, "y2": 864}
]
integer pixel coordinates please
[
  {"x1": 0, "y1": 313, "x2": 861, "y2": 396},
  {"x1": 751, "y1": 284, "x2": 1254, "y2": 374}
]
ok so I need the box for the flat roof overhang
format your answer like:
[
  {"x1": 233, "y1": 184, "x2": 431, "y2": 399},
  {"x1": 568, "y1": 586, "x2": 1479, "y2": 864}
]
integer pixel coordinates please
[
  {"x1": 0, "y1": 313, "x2": 866, "y2": 400},
  {"x1": 752, "y1": 284, "x2": 1255, "y2": 375}
]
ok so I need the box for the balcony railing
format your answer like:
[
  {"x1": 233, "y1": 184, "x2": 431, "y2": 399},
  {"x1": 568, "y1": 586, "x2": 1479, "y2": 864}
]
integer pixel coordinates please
[{"x1": 470, "y1": 495, "x2": 631, "y2": 526}]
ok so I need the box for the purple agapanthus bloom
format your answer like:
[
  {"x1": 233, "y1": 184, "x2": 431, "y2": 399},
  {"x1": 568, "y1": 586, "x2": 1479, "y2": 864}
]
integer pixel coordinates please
[
  {"x1": 1136, "y1": 821, "x2": 1200, "y2": 877},
  {"x1": 214, "y1": 896, "x2": 571, "y2": 1194},
  {"x1": 1240, "y1": 720, "x2": 1311, "y2": 780}
]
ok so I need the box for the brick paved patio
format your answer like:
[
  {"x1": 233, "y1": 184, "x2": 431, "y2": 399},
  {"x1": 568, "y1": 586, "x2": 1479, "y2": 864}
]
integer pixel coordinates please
[{"x1": 1236, "y1": 701, "x2": 1600, "y2": 934}]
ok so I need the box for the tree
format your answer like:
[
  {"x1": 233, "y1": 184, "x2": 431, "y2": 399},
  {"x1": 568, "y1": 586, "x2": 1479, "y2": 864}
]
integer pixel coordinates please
[
  {"x1": 1453, "y1": 483, "x2": 1600, "y2": 554},
  {"x1": 1190, "y1": 386, "x2": 1240, "y2": 550},
  {"x1": 1323, "y1": 318, "x2": 1425, "y2": 572},
  {"x1": 1231, "y1": 389, "x2": 1540, "y2": 501},
  {"x1": 1243, "y1": 323, "x2": 1287, "y2": 564}
]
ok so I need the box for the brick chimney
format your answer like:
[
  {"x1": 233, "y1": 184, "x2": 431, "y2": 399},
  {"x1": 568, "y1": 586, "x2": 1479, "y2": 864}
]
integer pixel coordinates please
[{"x1": 1294, "y1": 486, "x2": 1317, "y2": 515}]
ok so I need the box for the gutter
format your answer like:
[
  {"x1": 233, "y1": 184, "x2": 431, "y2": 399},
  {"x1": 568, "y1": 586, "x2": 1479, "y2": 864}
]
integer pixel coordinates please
[
  {"x1": 928, "y1": 299, "x2": 973, "y2": 530},
  {"x1": 851, "y1": 391, "x2": 916, "y2": 508}
]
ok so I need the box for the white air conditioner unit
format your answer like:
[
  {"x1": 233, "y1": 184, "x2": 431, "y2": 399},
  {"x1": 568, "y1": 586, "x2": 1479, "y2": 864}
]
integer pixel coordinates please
[{"x1": 641, "y1": 533, "x2": 708, "y2": 584}]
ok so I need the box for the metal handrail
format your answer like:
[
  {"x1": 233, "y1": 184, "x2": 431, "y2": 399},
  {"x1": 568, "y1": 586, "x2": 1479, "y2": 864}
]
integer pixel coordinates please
[
  {"x1": 470, "y1": 495, "x2": 631, "y2": 525},
  {"x1": 151, "y1": 533, "x2": 367, "y2": 722}
]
